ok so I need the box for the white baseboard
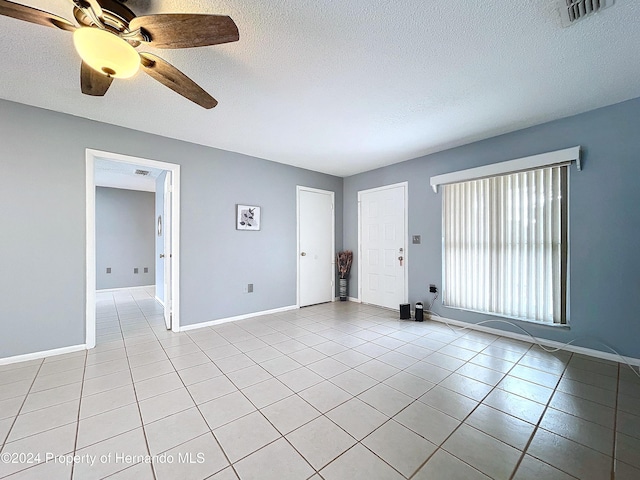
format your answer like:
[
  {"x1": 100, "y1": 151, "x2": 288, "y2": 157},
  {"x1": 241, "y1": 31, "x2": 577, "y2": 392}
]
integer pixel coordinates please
[
  {"x1": 97, "y1": 285, "x2": 155, "y2": 293},
  {"x1": 430, "y1": 314, "x2": 640, "y2": 367},
  {"x1": 0, "y1": 344, "x2": 86, "y2": 366},
  {"x1": 179, "y1": 305, "x2": 299, "y2": 332}
]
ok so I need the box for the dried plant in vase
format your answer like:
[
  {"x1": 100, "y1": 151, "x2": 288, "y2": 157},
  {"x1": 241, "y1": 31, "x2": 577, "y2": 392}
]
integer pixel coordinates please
[{"x1": 336, "y1": 250, "x2": 353, "y2": 300}]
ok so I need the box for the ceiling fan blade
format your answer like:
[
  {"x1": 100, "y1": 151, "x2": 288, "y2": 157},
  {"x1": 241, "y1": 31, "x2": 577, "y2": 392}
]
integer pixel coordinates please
[
  {"x1": 139, "y1": 53, "x2": 218, "y2": 109},
  {"x1": 0, "y1": 0, "x2": 75, "y2": 31},
  {"x1": 81, "y1": 61, "x2": 113, "y2": 96},
  {"x1": 130, "y1": 14, "x2": 239, "y2": 49}
]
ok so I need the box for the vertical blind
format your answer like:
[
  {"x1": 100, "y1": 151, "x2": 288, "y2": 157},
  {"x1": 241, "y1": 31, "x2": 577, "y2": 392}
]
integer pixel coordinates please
[{"x1": 442, "y1": 165, "x2": 568, "y2": 324}]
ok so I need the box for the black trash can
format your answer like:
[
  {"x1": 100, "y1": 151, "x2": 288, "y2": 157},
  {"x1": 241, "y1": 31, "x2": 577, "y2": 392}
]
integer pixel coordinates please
[
  {"x1": 400, "y1": 303, "x2": 411, "y2": 320},
  {"x1": 415, "y1": 302, "x2": 424, "y2": 322}
]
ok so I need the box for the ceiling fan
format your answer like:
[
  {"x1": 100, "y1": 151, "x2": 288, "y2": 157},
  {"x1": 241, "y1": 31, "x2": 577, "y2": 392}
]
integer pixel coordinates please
[{"x1": 0, "y1": 0, "x2": 239, "y2": 108}]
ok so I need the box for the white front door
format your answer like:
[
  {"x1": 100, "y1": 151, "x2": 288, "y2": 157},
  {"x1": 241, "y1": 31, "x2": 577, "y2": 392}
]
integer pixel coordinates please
[
  {"x1": 163, "y1": 172, "x2": 172, "y2": 330},
  {"x1": 298, "y1": 187, "x2": 335, "y2": 307},
  {"x1": 359, "y1": 183, "x2": 408, "y2": 309}
]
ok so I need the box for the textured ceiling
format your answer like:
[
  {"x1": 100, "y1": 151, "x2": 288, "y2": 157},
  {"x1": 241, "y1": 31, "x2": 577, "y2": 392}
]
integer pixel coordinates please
[{"x1": 1, "y1": 0, "x2": 639, "y2": 176}]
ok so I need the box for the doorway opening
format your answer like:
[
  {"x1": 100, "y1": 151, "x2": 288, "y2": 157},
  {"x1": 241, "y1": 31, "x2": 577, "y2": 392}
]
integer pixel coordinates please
[{"x1": 85, "y1": 149, "x2": 181, "y2": 349}]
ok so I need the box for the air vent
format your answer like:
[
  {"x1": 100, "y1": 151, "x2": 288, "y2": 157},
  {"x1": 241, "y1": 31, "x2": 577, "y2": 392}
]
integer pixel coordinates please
[
  {"x1": 134, "y1": 169, "x2": 150, "y2": 176},
  {"x1": 558, "y1": 0, "x2": 614, "y2": 27}
]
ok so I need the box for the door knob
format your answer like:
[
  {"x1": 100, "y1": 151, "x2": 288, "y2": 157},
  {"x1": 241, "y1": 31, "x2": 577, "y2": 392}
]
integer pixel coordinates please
[
  {"x1": 301, "y1": 252, "x2": 307, "y2": 256},
  {"x1": 160, "y1": 254, "x2": 165, "y2": 258}
]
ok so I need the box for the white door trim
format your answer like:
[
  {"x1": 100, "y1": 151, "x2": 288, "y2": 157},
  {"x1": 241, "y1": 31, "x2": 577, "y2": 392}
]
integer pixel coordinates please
[
  {"x1": 296, "y1": 186, "x2": 335, "y2": 307},
  {"x1": 86, "y1": 149, "x2": 181, "y2": 349},
  {"x1": 357, "y1": 181, "x2": 409, "y2": 307},
  {"x1": 163, "y1": 171, "x2": 172, "y2": 330}
]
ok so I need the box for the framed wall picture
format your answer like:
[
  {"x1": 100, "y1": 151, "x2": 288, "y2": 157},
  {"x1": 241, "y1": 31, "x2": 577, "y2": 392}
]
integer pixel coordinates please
[{"x1": 236, "y1": 205, "x2": 261, "y2": 230}]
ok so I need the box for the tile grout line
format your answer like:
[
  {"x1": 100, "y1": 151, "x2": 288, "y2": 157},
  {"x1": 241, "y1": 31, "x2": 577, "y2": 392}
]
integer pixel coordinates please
[
  {"x1": 0, "y1": 358, "x2": 45, "y2": 477},
  {"x1": 10, "y1": 293, "x2": 634, "y2": 479},
  {"x1": 188, "y1": 310, "x2": 419, "y2": 477},
  {"x1": 69, "y1": 349, "x2": 89, "y2": 480},
  {"x1": 196, "y1": 325, "x2": 323, "y2": 477},
  {"x1": 94, "y1": 290, "x2": 155, "y2": 479},
  {"x1": 610, "y1": 363, "x2": 620, "y2": 480},
  {"x1": 126, "y1": 289, "x2": 161, "y2": 480},
  {"x1": 405, "y1": 337, "x2": 532, "y2": 480},
  {"x1": 302, "y1": 314, "x2": 499, "y2": 479},
  {"x1": 90, "y1": 291, "x2": 144, "y2": 478},
  {"x1": 282, "y1": 316, "x2": 486, "y2": 479},
  {"x1": 142, "y1": 295, "x2": 242, "y2": 480},
  {"x1": 506, "y1": 351, "x2": 574, "y2": 480},
  {"x1": 292, "y1": 318, "x2": 536, "y2": 479},
  {"x1": 104, "y1": 305, "x2": 486, "y2": 477},
  {"x1": 103, "y1": 304, "x2": 638, "y2": 478}
]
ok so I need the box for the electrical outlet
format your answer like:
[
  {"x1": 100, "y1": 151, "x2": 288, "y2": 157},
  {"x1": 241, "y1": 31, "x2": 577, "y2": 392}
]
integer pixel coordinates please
[
  {"x1": 134, "y1": 268, "x2": 139, "y2": 274},
  {"x1": 144, "y1": 267, "x2": 148, "y2": 273},
  {"x1": 248, "y1": 283, "x2": 253, "y2": 293},
  {"x1": 106, "y1": 267, "x2": 111, "y2": 274},
  {"x1": 412, "y1": 235, "x2": 421, "y2": 244},
  {"x1": 429, "y1": 284, "x2": 437, "y2": 293}
]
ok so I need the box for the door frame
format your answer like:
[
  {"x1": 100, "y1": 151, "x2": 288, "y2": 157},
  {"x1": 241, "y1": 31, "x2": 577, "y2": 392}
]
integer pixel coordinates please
[
  {"x1": 163, "y1": 171, "x2": 172, "y2": 330},
  {"x1": 85, "y1": 149, "x2": 181, "y2": 348},
  {"x1": 357, "y1": 182, "x2": 409, "y2": 307},
  {"x1": 296, "y1": 186, "x2": 335, "y2": 307}
]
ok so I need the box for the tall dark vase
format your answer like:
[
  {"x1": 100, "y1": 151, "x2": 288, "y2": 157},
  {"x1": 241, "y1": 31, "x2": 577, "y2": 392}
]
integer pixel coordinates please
[{"x1": 339, "y1": 278, "x2": 348, "y2": 301}]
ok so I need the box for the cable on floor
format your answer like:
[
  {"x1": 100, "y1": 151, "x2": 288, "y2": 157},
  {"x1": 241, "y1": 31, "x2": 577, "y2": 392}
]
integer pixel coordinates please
[{"x1": 423, "y1": 308, "x2": 640, "y2": 380}]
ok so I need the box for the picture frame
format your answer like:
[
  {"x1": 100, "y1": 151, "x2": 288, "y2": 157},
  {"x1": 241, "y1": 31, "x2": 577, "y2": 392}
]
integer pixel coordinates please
[{"x1": 236, "y1": 204, "x2": 261, "y2": 230}]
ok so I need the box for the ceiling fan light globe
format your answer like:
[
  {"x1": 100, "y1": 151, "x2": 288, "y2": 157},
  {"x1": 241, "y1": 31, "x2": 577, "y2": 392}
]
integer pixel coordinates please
[{"x1": 73, "y1": 27, "x2": 140, "y2": 79}]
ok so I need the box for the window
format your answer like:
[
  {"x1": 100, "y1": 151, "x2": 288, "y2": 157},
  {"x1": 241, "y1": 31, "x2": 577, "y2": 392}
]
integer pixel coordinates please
[{"x1": 432, "y1": 147, "x2": 579, "y2": 325}]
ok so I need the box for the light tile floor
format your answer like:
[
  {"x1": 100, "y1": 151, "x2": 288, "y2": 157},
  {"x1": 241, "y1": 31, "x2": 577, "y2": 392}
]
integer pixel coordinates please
[{"x1": 1, "y1": 286, "x2": 639, "y2": 479}]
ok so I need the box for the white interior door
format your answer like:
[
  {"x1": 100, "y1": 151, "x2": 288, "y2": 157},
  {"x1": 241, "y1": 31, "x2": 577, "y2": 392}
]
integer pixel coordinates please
[
  {"x1": 163, "y1": 172, "x2": 172, "y2": 329},
  {"x1": 298, "y1": 187, "x2": 334, "y2": 307},
  {"x1": 359, "y1": 183, "x2": 407, "y2": 309}
]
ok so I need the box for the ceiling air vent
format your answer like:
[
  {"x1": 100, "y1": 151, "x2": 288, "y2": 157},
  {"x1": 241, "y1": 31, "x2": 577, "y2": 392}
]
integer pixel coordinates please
[
  {"x1": 558, "y1": 0, "x2": 614, "y2": 27},
  {"x1": 134, "y1": 169, "x2": 150, "y2": 176}
]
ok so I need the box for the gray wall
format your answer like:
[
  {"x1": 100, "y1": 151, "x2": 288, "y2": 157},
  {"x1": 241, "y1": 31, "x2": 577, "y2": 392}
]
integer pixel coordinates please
[
  {"x1": 96, "y1": 187, "x2": 155, "y2": 289},
  {"x1": 3, "y1": 95, "x2": 638, "y2": 360},
  {"x1": 0, "y1": 99, "x2": 343, "y2": 359},
  {"x1": 344, "y1": 97, "x2": 640, "y2": 358},
  {"x1": 155, "y1": 171, "x2": 167, "y2": 302}
]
